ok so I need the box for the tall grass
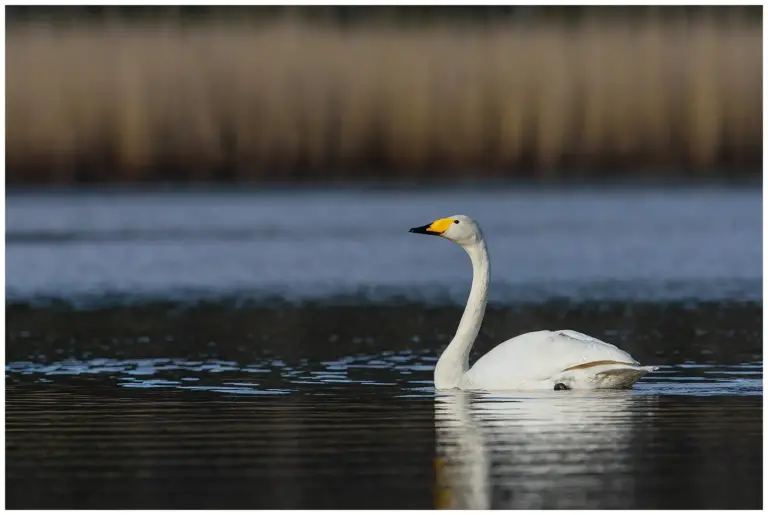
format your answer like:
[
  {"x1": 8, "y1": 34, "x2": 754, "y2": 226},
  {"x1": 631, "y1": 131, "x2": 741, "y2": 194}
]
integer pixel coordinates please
[{"x1": 6, "y1": 16, "x2": 762, "y2": 184}]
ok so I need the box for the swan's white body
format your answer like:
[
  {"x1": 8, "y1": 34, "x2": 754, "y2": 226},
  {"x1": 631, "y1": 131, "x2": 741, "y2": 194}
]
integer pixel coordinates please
[{"x1": 409, "y1": 215, "x2": 657, "y2": 391}]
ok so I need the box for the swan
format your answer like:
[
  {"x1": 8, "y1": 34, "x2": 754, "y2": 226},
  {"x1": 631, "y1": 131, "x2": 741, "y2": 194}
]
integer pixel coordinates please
[{"x1": 409, "y1": 215, "x2": 657, "y2": 391}]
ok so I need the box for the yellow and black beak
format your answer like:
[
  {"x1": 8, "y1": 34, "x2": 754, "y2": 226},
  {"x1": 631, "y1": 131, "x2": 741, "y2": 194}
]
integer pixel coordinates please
[
  {"x1": 409, "y1": 217, "x2": 454, "y2": 237},
  {"x1": 409, "y1": 223, "x2": 442, "y2": 236}
]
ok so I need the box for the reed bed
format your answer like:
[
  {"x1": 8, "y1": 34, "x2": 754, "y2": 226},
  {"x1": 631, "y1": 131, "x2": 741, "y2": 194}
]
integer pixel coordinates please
[{"x1": 6, "y1": 17, "x2": 762, "y2": 183}]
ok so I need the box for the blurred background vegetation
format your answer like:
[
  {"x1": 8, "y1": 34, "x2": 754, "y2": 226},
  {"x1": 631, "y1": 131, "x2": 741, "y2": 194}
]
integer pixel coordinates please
[{"x1": 6, "y1": 6, "x2": 762, "y2": 184}]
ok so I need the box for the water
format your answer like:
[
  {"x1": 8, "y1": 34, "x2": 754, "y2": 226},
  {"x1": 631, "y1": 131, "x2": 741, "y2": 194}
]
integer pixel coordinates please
[
  {"x1": 6, "y1": 185, "x2": 761, "y2": 302},
  {"x1": 5, "y1": 185, "x2": 763, "y2": 509}
]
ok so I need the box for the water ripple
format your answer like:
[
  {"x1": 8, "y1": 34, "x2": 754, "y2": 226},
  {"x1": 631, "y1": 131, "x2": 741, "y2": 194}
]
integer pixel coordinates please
[{"x1": 6, "y1": 355, "x2": 762, "y2": 397}]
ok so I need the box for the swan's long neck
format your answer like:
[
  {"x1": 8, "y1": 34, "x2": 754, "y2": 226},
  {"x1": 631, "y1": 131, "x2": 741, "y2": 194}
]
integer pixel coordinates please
[{"x1": 434, "y1": 239, "x2": 490, "y2": 389}]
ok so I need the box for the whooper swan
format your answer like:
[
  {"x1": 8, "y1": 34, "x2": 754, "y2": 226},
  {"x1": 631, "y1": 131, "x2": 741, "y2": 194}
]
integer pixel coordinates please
[{"x1": 409, "y1": 215, "x2": 657, "y2": 391}]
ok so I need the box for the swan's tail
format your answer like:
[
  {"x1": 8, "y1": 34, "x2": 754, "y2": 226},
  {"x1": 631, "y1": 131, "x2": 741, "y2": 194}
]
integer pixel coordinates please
[
  {"x1": 594, "y1": 365, "x2": 658, "y2": 389},
  {"x1": 556, "y1": 363, "x2": 659, "y2": 390}
]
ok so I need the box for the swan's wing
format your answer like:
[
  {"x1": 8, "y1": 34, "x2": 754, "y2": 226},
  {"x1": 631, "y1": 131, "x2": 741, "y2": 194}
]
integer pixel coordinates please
[
  {"x1": 465, "y1": 330, "x2": 639, "y2": 388},
  {"x1": 553, "y1": 329, "x2": 620, "y2": 348}
]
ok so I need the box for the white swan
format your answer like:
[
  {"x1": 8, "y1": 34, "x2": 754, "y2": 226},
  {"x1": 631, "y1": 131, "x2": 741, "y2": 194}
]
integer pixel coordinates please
[{"x1": 409, "y1": 215, "x2": 657, "y2": 391}]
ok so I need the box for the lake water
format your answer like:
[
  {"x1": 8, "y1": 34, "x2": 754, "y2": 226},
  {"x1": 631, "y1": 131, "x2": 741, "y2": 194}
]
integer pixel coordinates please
[{"x1": 5, "y1": 185, "x2": 763, "y2": 509}]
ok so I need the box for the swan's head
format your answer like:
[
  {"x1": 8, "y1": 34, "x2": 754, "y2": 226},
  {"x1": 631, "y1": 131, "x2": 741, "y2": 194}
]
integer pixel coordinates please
[{"x1": 409, "y1": 214, "x2": 483, "y2": 246}]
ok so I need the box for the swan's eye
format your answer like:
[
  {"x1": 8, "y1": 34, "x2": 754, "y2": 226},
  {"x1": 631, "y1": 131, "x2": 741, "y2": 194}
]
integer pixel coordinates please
[{"x1": 454, "y1": 220, "x2": 460, "y2": 224}]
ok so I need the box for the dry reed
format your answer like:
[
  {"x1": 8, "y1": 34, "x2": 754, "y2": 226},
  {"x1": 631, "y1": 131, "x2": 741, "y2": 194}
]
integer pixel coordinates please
[{"x1": 5, "y1": 16, "x2": 762, "y2": 184}]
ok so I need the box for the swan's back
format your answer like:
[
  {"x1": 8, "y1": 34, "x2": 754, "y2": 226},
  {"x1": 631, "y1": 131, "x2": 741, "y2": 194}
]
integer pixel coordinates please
[{"x1": 463, "y1": 330, "x2": 641, "y2": 390}]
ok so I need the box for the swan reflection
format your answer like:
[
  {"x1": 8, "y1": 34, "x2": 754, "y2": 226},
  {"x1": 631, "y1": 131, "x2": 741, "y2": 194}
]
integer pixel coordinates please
[{"x1": 434, "y1": 390, "x2": 659, "y2": 509}]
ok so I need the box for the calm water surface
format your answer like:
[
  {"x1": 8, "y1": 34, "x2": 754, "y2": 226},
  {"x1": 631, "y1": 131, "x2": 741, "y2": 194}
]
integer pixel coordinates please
[
  {"x1": 6, "y1": 186, "x2": 762, "y2": 509},
  {"x1": 6, "y1": 185, "x2": 761, "y2": 302}
]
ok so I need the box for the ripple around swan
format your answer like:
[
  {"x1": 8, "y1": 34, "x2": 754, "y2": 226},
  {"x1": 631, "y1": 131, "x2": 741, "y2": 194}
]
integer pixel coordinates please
[
  {"x1": 6, "y1": 361, "x2": 763, "y2": 510},
  {"x1": 6, "y1": 355, "x2": 762, "y2": 397}
]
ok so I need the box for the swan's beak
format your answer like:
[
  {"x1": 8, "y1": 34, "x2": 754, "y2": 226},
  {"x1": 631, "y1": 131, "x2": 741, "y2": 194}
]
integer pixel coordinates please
[
  {"x1": 409, "y1": 224, "x2": 442, "y2": 236},
  {"x1": 410, "y1": 217, "x2": 453, "y2": 236}
]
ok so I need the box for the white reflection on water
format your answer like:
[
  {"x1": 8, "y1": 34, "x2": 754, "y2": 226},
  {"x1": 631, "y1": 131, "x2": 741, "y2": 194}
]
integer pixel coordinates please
[{"x1": 434, "y1": 390, "x2": 660, "y2": 509}]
